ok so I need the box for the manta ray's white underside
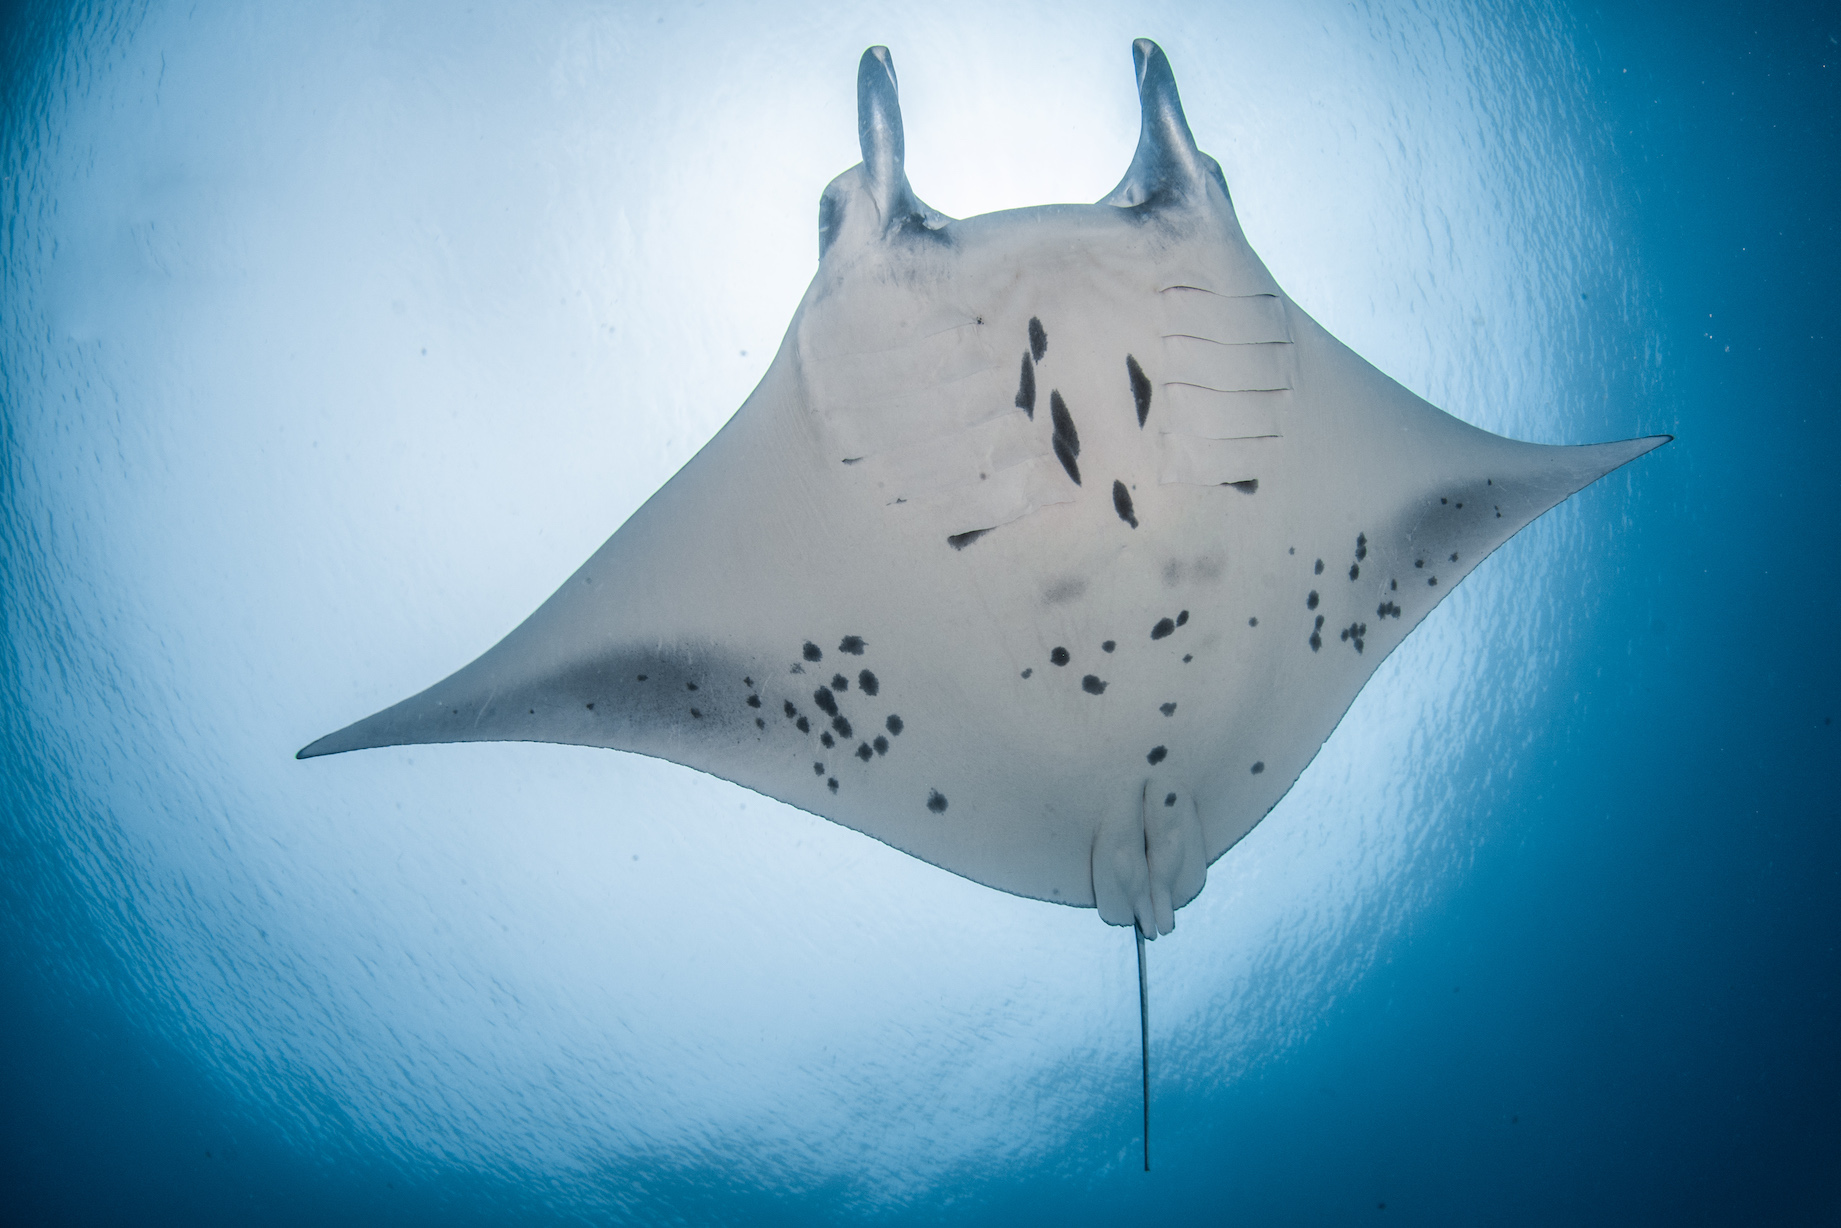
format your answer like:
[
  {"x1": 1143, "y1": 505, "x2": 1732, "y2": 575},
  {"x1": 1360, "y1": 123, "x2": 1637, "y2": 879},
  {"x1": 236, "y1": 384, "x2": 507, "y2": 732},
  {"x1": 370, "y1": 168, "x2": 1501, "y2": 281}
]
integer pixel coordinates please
[{"x1": 301, "y1": 41, "x2": 1666, "y2": 944}]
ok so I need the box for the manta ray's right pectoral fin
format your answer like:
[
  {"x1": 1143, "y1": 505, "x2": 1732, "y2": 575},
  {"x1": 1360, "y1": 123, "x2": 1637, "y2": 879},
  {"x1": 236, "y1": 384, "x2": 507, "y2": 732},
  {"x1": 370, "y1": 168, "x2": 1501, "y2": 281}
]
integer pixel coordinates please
[{"x1": 1093, "y1": 780, "x2": 1207, "y2": 937}]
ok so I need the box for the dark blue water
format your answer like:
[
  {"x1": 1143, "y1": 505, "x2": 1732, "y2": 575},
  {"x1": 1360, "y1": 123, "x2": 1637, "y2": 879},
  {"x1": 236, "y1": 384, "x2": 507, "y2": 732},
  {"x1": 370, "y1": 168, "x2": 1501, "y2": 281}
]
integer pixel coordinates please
[{"x1": 4, "y1": 1, "x2": 1836, "y2": 1223}]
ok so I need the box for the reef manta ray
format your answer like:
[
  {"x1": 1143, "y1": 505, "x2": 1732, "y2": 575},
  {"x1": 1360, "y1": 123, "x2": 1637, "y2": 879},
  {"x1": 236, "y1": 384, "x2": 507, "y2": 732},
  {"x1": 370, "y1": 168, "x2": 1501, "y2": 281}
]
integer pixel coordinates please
[{"x1": 302, "y1": 39, "x2": 1665, "y2": 1156}]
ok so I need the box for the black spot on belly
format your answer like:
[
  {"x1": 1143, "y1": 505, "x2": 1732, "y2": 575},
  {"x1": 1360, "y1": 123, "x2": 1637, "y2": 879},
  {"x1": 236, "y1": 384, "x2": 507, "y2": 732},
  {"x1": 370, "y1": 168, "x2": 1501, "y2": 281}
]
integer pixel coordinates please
[
  {"x1": 1082, "y1": 675, "x2": 1108, "y2": 695},
  {"x1": 803, "y1": 641, "x2": 823, "y2": 662},
  {"x1": 886, "y1": 714, "x2": 904, "y2": 735},
  {"x1": 1177, "y1": 610, "x2": 1188, "y2": 626},
  {"x1": 839, "y1": 635, "x2": 866, "y2": 655},
  {"x1": 858, "y1": 670, "x2": 879, "y2": 696},
  {"x1": 1028, "y1": 316, "x2": 1047, "y2": 362},
  {"x1": 1440, "y1": 497, "x2": 1448, "y2": 504},
  {"x1": 1050, "y1": 391, "x2": 1081, "y2": 484},
  {"x1": 746, "y1": 694, "x2": 762, "y2": 708},
  {"x1": 828, "y1": 777, "x2": 839, "y2": 793},
  {"x1": 1112, "y1": 480, "x2": 1138, "y2": 528},
  {"x1": 1103, "y1": 640, "x2": 1116, "y2": 653},
  {"x1": 927, "y1": 789, "x2": 949, "y2": 813},
  {"x1": 856, "y1": 742, "x2": 873, "y2": 761},
  {"x1": 1314, "y1": 559, "x2": 1324, "y2": 575},
  {"x1": 813, "y1": 688, "x2": 838, "y2": 716},
  {"x1": 831, "y1": 673, "x2": 849, "y2": 691},
  {"x1": 820, "y1": 732, "x2": 834, "y2": 748},
  {"x1": 1051, "y1": 647, "x2": 1070, "y2": 666},
  {"x1": 743, "y1": 677, "x2": 753, "y2": 687},
  {"x1": 756, "y1": 717, "x2": 765, "y2": 729},
  {"x1": 873, "y1": 735, "x2": 889, "y2": 755},
  {"x1": 1251, "y1": 761, "x2": 1265, "y2": 774},
  {"x1": 1390, "y1": 579, "x2": 1398, "y2": 591},
  {"x1": 1126, "y1": 354, "x2": 1152, "y2": 427},
  {"x1": 1160, "y1": 702, "x2": 1177, "y2": 716},
  {"x1": 1164, "y1": 792, "x2": 1177, "y2": 807},
  {"x1": 1249, "y1": 617, "x2": 1259, "y2": 627},
  {"x1": 1151, "y1": 618, "x2": 1176, "y2": 640},
  {"x1": 1429, "y1": 576, "x2": 1438, "y2": 586},
  {"x1": 948, "y1": 529, "x2": 991, "y2": 550},
  {"x1": 832, "y1": 715, "x2": 853, "y2": 738},
  {"x1": 686, "y1": 682, "x2": 698, "y2": 691},
  {"x1": 796, "y1": 716, "x2": 811, "y2": 733},
  {"x1": 814, "y1": 762, "x2": 825, "y2": 775},
  {"x1": 1416, "y1": 559, "x2": 1425, "y2": 568},
  {"x1": 1147, "y1": 746, "x2": 1168, "y2": 765},
  {"x1": 585, "y1": 703, "x2": 594, "y2": 711},
  {"x1": 1020, "y1": 668, "x2": 1033, "y2": 679},
  {"x1": 1377, "y1": 601, "x2": 1401, "y2": 619},
  {"x1": 689, "y1": 708, "x2": 701, "y2": 718},
  {"x1": 1307, "y1": 591, "x2": 1319, "y2": 610},
  {"x1": 1356, "y1": 533, "x2": 1367, "y2": 561},
  {"x1": 1015, "y1": 352, "x2": 1037, "y2": 419},
  {"x1": 637, "y1": 675, "x2": 648, "y2": 681},
  {"x1": 1182, "y1": 654, "x2": 1192, "y2": 663},
  {"x1": 1449, "y1": 552, "x2": 1459, "y2": 562},
  {"x1": 1349, "y1": 563, "x2": 1360, "y2": 580}
]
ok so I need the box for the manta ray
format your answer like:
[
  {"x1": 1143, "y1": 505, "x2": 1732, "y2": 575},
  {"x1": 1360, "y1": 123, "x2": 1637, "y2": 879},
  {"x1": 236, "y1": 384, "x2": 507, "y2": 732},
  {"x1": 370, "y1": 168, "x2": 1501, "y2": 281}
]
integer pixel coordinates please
[{"x1": 301, "y1": 40, "x2": 1666, "y2": 1164}]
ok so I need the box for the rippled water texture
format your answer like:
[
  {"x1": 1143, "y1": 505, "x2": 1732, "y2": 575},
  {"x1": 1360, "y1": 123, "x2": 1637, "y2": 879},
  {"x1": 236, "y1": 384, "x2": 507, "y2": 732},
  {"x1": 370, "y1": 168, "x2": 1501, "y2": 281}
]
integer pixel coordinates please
[{"x1": 4, "y1": 1, "x2": 1835, "y2": 1224}]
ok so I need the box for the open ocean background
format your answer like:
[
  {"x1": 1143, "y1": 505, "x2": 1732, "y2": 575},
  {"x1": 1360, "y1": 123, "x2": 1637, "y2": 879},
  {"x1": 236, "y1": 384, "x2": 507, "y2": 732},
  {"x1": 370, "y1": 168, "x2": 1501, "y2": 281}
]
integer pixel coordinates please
[{"x1": 2, "y1": 1, "x2": 1835, "y2": 1223}]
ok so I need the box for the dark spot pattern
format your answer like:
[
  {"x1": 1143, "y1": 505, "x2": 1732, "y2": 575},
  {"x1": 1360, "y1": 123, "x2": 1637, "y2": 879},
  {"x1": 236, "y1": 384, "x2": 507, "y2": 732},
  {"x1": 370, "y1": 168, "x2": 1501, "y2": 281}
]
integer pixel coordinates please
[
  {"x1": 1151, "y1": 618, "x2": 1176, "y2": 640},
  {"x1": 832, "y1": 715, "x2": 853, "y2": 738},
  {"x1": 886, "y1": 715, "x2": 903, "y2": 735},
  {"x1": 1177, "y1": 610, "x2": 1189, "y2": 626},
  {"x1": 796, "y1": 716, "x2": 811, "y2": 733},
  {"x1": 803, "y1": 641, "x2": 823, "y2": 662},
  {"x1": 1103, "y1": 640, "x2": 1116, "y2": 652},
  {"x1": 1428, "y1": 576, "x2": 1438, "y2": 586},
  {"x1": 858, "y1": 670, "x2": 879, "y2": 696},
  {"x1": 1390, "y1": 579, "x2": 1397, "y2": 591},
  {"x1": 1315, "y1": 559, "x2": 1324, "y2": 575},
  {"x1": 1228, "y1": 479, "x2": 1258, "y2": 494},
  {"x1": 1028, "y1": 317, "x2": 1047, "y2": 362},
  {"x1": 839, "y1": 635, "x2": 866, "y2": 655},
  {"x1": 1112, "y1": 480, "x2": 1138, "y2": 528},
  {"x1": 1082, "y1": 675, "x2": 1108, "y2": 695},
  {"x1": 689, "y1": 708, "x2": 701, "y2": 718},
  {"x1": 585, "y1": 703, "x2": 594, "y2": 710},
  {"x1": 820, "y1": 732, "x2": 835, "y2": 748},
  {"x1": 831, "y1": 673, "x2": 849, "y2": 691},
  {"x1": 1050, "y1": 647, "x2": 1070, "y2": 666},
  {"x1": 1249, "y1": 617, "x2": 1259, "y2": 626},
  {"x1": 1307, "y1": 591, "x2": 1319, "y2": 610},
  {"x1": 1182, "y1": 654, "x2": 1192, "y2": 663},
  {"x1": 746, "y1": 694, "x2": 762, "y2": 708},
  {"x1": 1377, "y1": 601, "x2": 1402, "y2": 619},
  {"x1": 1349, "y1": 563, "x2": 1360, "y2": 580},
  {"x1": 1015, "y1": 353, "x2": 1037, "y2": 418},
  {"x1": 856, "y1": 743, "x2": 873, "y2": 761},
  {"x1": 1339, "y1": 622, "x2": 1369, "y2": 653},
  {"x1": 1356, "y1": 533, "x2": 1368, "y2": 561},
  {"x1": 814, "y1": 762, "x2": 824, "y2": 775},
  {"x1": 1160, "y1": 702, "x2": 1177, "y2": 716},
  {"x1": 813, "y1": 688, "x2": 838, "y2": 717},
  {"x1": 948, "y1": 529, "x2": 991, "y2": 550},
  {"x1": 1251, "y1": 761, "x2": 1265, "y2": 774},
  {"x1": 1049, "y1": 391, "x2": 1081, "y2": 485},
  {"x1": 873, "y1": 736, "x2": 889, "y2": 755},
  {"x1": 927, "y1": 789, "x2": 949, "y2": 813},
  {"x1": 686, "y1": 682, "x2": 698, "y2": 692},
  {"x1": 637, "y1": 675, "x2": 647, "y2": 681},
  {"x1": 828, "y1": 777, "x2": 839, "y2": 793},
  {"x1": 1020, "y1": 668, "x2": 1033, "y2": 679},
  {"x1": 756, "y1": 717, "x2": 765, "y2": 729},
  {"x1": 1126, "y1": 355, "x2": 1152, "y2": 427},
  {"x1": 1147, "y1": 746, "x2": 1168, "y2": 765},
  {"x1": 1450, "y1": 552, "x2": 1459, "y2": 562},
  {"x1": 1164, "y1": 792, "x2": 1178, "y2": 807}
]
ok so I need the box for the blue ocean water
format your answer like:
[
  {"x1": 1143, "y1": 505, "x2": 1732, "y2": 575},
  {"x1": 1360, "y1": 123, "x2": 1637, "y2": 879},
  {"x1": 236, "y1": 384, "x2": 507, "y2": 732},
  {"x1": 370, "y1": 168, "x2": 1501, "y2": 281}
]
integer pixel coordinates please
[{"x1": 2, "y1": 1, "x2": 1835, "y2": 1224}]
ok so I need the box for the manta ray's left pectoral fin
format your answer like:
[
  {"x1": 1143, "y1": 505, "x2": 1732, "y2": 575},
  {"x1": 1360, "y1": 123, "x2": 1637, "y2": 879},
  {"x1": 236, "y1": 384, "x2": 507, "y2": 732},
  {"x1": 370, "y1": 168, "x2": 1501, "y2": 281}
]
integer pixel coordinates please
[{"x1": 1093, "y1": 780, "x2": 1207, "y2": 937}]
